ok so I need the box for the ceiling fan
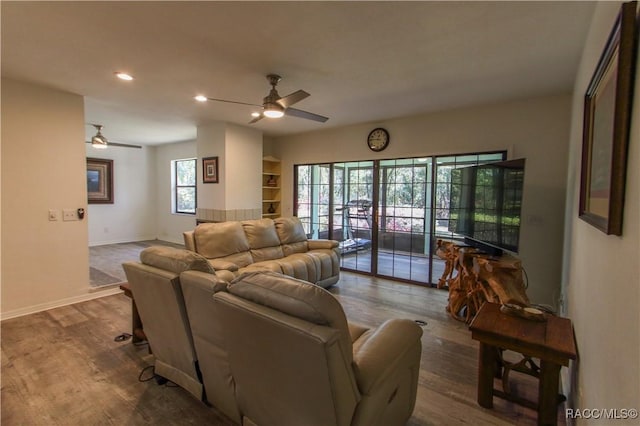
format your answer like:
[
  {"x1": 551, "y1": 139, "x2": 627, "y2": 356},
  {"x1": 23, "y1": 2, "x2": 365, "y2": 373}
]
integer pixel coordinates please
[
  {"x1": 198, "y1": 74, "x2": 329, "y2": 124},
  {"x1": 86, "y1": 124, "x2": 142, "y2": 149}
]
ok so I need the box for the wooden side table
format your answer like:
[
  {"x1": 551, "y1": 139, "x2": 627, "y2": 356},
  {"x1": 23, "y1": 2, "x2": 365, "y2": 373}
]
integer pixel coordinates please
[
  {"x1": 119, "y1": 282, "x2": 147, "y2": 344},
  {"x1": 469, "y1": 302, "x2": 577, "y2": 426}
]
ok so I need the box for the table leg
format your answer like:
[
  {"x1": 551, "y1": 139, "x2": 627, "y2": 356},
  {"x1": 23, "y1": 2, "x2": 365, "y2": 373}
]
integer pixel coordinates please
[
  {"x1": 478, "y1": 342, "x2": 497, "y2": 408},
  {"x1": 538, "y1": 360, "x2": 561, "y2": 426},
  {"x1": 131, "y1": 299, "x2": 145, "y2": 344}
]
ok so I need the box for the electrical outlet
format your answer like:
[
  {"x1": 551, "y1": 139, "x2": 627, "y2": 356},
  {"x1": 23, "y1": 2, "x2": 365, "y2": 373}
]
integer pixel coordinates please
[
  {"x1": 62, "y1": 209, "x2": 78, "y2": 221},
  {"x1": 48, "y1": 209, "x2": 60, "y2": 221}
]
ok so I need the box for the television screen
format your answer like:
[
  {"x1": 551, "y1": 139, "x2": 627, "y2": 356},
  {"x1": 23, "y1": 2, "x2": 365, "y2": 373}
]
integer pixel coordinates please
[{"x1": 448, "y1": 158, "x2": 525, "y2": 254}]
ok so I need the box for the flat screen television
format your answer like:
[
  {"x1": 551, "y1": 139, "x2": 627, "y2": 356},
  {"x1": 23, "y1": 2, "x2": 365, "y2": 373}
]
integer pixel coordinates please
[{"x1": 448, "y1": 158, "x2": 526, "y2": 256}]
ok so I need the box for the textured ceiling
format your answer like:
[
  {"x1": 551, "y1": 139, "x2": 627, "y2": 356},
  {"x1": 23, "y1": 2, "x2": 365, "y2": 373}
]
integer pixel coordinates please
[{"x1": 1, "y1": 1, "x2": 595, "y2": 145}]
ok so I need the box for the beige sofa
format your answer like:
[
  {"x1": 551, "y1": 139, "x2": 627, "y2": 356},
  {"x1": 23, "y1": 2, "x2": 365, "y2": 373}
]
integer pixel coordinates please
[
  {"x1": 180, "y1": 270, "x2": 423, "y2": 426},
  {"x1": 123, "y1": 245, "x2": 423, "y2": 424},
  {"x1": 183, "y1": 217, "x2": 340, "y2": 288}
]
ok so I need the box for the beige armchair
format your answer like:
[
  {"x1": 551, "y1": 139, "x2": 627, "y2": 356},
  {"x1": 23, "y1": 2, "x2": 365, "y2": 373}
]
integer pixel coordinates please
[{"x1": 212, "y1": 271, "x2": 423, "y2": 426}]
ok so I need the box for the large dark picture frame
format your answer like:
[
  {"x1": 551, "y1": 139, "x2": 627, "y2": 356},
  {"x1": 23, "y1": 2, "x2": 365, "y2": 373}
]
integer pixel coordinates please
[
  {"x1": 87, "y1": 158, "x2": 114, "y2": 204},
  {"x1": 579, "y1": 1, "x2": 638, "y2": 235}
]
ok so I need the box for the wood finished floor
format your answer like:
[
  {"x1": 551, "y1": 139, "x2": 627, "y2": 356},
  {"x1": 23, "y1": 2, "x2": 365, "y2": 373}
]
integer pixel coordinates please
[{"x1": 1, "y1": 272, "x2": 566, "y2": 425}]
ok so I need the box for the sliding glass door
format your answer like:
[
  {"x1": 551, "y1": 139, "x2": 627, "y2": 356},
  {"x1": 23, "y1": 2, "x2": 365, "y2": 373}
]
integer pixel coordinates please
[{"x1": 294, "y1": 151, "x2": 505, "y2": 286}]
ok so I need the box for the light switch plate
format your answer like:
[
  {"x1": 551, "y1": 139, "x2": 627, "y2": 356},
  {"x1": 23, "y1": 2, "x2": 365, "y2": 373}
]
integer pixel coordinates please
[{"x1": 62, "y1": 209, "x2": 78, "y2": 221}]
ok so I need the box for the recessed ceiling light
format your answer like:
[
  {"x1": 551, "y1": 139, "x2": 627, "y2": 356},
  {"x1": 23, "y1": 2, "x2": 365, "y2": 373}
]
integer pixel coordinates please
[
  {"x1": 115, "y1": 72, "x2": 134, "y2": 81},
  {"x1": 194, "y1": 95, "x2": 208, "y2": 102},
  {"x1": 251, "y1": 112, "x2": 261, "y2": 117}
]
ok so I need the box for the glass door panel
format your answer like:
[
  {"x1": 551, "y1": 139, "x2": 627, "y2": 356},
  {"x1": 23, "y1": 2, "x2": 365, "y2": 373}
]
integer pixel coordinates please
[
  {"x1": 432, "y1": 152, "x2": 505, "y2": 282},
  {"x1": 378, "y1": 158, "x2": 432, "y2": 283},
  {"x1": 336, "y1": 161, "x2": 374, "y2": 273},
  {"x1": 295, "y1": 164, "x2": 331, "y2": 239}
]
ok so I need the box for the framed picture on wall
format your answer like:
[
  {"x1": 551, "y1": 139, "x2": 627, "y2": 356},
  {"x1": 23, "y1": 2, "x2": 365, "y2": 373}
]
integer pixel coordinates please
[
  {"x1": 579, "y1": 1, "x2": 638, "y2": 235},
  {"x1": 87, "y1": 158, "x2": 114, "y2": 204},
  {"x1": 203, "y1": 156, "x2": 219, "y2": 184}
]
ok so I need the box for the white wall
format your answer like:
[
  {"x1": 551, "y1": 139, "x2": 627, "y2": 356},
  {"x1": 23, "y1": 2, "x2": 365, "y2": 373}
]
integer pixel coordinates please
[
  {"x1": 563, "y1": 2, "x2": 639, "y2": 419},
  {"x1": 195, "y1": 122, "x2": 262, "y2": 217},
  {"x1": 1, "y1": 78, "x2": 93, "y2": 317},
  {"x1": 155, "y1": 140, "x2": 198, "y2": 244},
  {"x1": 274, "y1": 94, "x2": 572, "y2": 307},
  {"x1": 224, "y1": 123, "x2": 262, "y2": 209},
  {"x1": 86, "y1": 144, "x2": 157, "y2": 245},
  {"x1": 197, "y1": 122, "x2": 227, "y2": 211}
]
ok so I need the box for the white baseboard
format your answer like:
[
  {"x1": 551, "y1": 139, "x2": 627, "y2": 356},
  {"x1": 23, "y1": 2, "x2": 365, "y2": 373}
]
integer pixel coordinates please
[
  {"x1": 0, "y1": 286, "x2": 124, "y2": 321},
  {"x1": 89, "y1": 235, "x2": 158, "y2": 247}
]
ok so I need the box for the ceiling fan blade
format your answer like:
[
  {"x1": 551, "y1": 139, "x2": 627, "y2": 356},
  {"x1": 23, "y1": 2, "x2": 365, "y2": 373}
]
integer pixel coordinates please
[
  {"x1": 285, "y1": 107, "x2": 329, "y2": 123},
  {"x1": 85, "y1": 141, "x2": 142, "y2": 149},
  {"x1": 108, "y1": 141, "x2": 143, "y2": 149},
  {"x1": 206, "y1": 97, "x2": 262, "y2": 108},
  {"x1": 276, "y1": 90, "x2": 310, "y2": 109},
  {"x1": 248, "y1": 114, "x2": 265, "y2": 124}
]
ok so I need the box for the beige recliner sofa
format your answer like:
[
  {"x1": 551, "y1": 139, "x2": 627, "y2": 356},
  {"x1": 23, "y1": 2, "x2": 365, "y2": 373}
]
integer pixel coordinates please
[
  {"x1": 203, "y1": 271, "x2": 424, "y2": 426},
  {"x1": 183, "y1": 217, "x2": 340, "y2": 288},
  {"x1": 122, "y1": 247, "x2": 216, "y2": 401}
]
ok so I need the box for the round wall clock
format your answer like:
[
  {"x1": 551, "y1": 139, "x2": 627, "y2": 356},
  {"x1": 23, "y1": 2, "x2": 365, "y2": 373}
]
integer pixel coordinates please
[{"x1": 367, "y1": 127, "x2": 390, "y2": 152}]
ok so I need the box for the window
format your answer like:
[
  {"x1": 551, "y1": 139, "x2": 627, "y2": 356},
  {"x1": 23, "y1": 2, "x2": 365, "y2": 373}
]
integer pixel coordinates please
[
  {"x1": 174, "y1": 158, "x2": 196, "y2": 214},
  {"x1": 293, "y1": 151, "x2": 506, "y2": 285}
]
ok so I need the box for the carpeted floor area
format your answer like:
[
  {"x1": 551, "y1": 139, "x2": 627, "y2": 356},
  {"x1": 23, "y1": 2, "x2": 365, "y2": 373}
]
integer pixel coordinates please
[{"x1": 89, "y1": 240, "x2": 184, "y2": 288}]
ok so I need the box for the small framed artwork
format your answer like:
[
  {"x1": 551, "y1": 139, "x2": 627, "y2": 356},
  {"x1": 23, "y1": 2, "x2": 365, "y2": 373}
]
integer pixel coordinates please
[
  {"x1": 87, "y1": 158, "x2": 114, "y2": 204},
  {"x1": 202, "y1": 156, "x2": 219, "y2": 184},
  {"x1": 579, "y1": 1, "x2": 637, "y2": 235}
]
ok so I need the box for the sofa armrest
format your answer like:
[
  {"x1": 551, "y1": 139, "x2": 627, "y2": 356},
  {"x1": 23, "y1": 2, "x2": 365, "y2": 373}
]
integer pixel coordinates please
[
  {"x1": 208, "y1": 259, "x2": 239, "y2": 272},
  {"x1": 307, "y1": 239, "x2": 339, "y2": 250},
  {"x1": 139, "y1": 246, "x2": 214, "y2": 274},
  {"x1": 351, "y1": 319, "x2": 423, "y2": 394}
]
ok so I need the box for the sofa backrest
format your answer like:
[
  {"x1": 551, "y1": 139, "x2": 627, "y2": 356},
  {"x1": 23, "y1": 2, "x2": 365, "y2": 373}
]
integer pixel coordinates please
[
  {"x1": 122, "y1": 246, "x2": 212, "y2": 400},
  {"x1": 274, "y1": 216, "x2": 309, "y2": 256},
  {"x1": 241, "y1": 218, "x2": 284, "y2": 262},
  {"x1": 185, "y1": 217, "x2": 315, "y2": 266},
  {"x1": 213, "y1": 271, "x2": 359, "y2": 426},
  {"x1": 179, "y1": 270, "x2": 241, "y2": 423},
  {"x1": 193, "y1": 221, "x2": 253, "y2": 267}
]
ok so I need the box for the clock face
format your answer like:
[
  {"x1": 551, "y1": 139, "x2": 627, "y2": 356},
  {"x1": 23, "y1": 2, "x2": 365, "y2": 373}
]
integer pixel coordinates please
[{"x1": 367, "y1": 128, "x2": 389, "y2": 151}]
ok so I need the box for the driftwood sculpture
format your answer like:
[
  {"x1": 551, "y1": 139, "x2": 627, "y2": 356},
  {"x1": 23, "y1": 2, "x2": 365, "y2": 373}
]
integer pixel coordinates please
[{"x1": 436, "y1": 239, "x2": 529, "y2": 323}]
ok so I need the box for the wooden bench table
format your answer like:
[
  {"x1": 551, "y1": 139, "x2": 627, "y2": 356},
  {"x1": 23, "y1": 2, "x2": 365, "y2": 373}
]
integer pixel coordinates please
[{"x1": 469, "y1": 302, "x2": 577, "y2": 426}]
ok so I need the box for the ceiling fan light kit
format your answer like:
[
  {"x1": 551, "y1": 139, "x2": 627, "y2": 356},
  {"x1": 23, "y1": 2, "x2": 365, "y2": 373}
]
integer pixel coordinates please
[
  {"x1": 197, "y1": 74, "x2": 328, "y2": 124},
  {"x1": 114, "y1": 72, "x2": 134, "y2": 81},
  {"x1": 86, "y1": 124, "x2": 142, "y2": 149},
  {"x1": 263, "y1": 102, "x2": 285, "y2": 118},
  {"x1": 91, "y1": 138, "x2": 108, "y2": 149},
  {"x1": 91, "y1": 125, "x2": 109, "y2": 149}
]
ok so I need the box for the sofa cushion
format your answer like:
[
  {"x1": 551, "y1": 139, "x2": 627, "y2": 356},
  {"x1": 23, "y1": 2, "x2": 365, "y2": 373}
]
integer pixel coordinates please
[
  {"x1": 274, "y1": 217, "x2": 309, "y2": 256},
  {"x1": 242, "y1": 219, "x2": 280, "y2": 248},
  {"x1": 140, "y1": 246, "x2": 214, "y2": 274},
  {"x1": 194, "y1": 222, "x2": 252, "y2": 267},
  {"x1": 242, "y1": 219, "x2": 285, "y2": 262}
]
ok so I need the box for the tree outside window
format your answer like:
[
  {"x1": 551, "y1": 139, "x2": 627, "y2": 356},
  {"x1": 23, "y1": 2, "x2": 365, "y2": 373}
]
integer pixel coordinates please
[{"x1": 175, "y1": 158, "x2": 196, "y2": 214}]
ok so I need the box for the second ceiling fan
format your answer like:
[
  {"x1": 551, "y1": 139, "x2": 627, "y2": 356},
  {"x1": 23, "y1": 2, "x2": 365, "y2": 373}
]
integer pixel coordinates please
[
  {"x1": 86, "y1": 124, "x2": 142, "y2": 149},
  {"x1": 199, "y1": 74, "x2": 328, "y2": 124}
]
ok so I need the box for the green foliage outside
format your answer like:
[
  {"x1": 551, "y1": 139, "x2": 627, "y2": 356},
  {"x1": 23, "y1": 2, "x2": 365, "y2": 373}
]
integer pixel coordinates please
[{"x1": 176, "y1": 159, "x2": 196, "y2": 213}]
